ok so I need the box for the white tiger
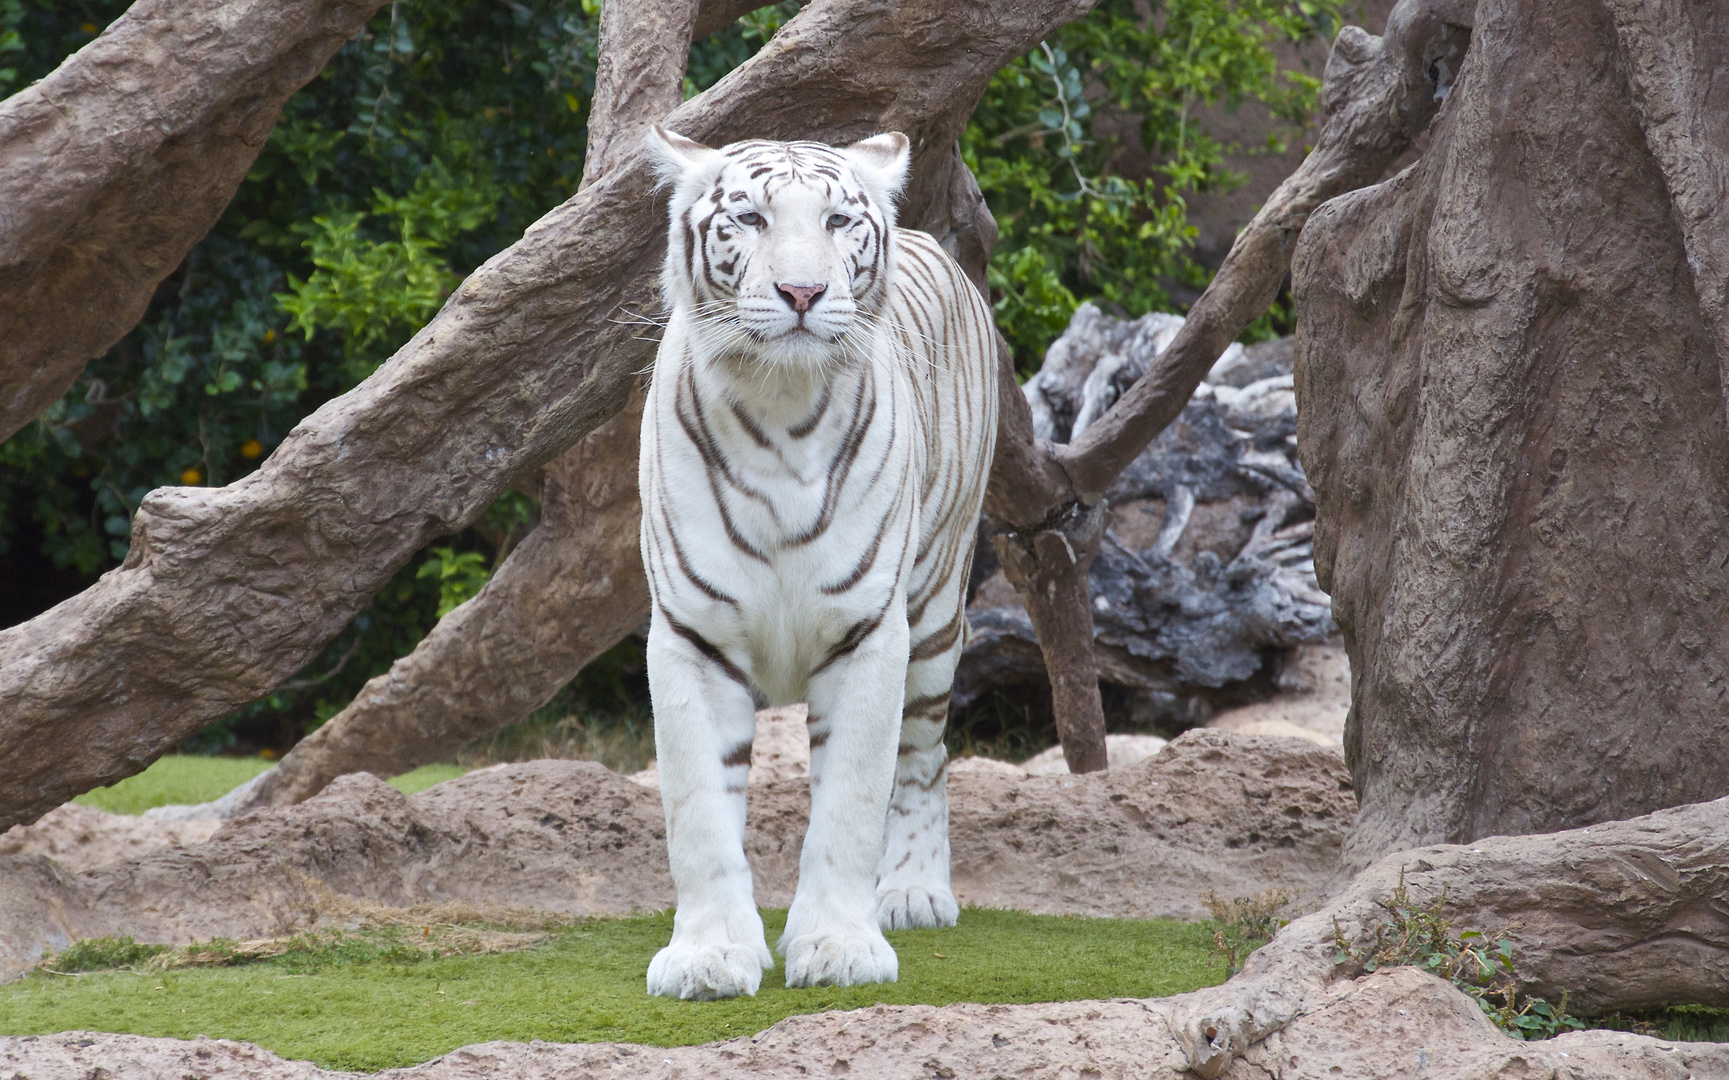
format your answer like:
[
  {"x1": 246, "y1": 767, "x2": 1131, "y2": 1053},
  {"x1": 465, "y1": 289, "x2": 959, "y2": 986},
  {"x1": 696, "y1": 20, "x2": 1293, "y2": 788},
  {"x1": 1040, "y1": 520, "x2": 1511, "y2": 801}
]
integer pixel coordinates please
[{"x1": 638, "y1": 126, "x2": 999, "y2": 999}]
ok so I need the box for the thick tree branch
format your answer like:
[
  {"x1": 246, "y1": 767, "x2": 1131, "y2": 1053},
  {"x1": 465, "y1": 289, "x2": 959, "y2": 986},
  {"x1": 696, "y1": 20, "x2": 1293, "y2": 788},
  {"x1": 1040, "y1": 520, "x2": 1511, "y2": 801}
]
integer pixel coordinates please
[
  {"x1": 580, "y1": 0, "x2": 703, "y2": 189},
  {"x1": 222, "y1": 0, "x2": 697, "y2": 813},
  {"x1": 0, "y1": 0, "x2": 392, "y2": 442},
  {"x1": 0, "y1": 0, "x2": 1097, "y2": 832}
]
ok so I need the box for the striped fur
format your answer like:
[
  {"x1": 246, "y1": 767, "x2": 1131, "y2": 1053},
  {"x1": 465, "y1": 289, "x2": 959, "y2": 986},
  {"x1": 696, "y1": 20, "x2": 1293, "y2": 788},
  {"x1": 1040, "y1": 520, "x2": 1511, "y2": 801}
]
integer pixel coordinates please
[{"x1": 639, "y1": 127, "x2": 998, "y2": 1000}]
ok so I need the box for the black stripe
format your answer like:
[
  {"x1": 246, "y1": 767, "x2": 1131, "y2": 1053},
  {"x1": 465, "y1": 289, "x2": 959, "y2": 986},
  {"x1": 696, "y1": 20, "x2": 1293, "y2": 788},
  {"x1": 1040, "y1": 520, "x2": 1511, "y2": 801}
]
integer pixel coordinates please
[
  {"x1": 660, "y1": 606, "x2": 750, "y2": 688},
  {"x1": 820, "y1": 494, "x2": 895, "y2": 595},
  {"x1": 664, "y1": 514, "x2": 740, "y2": 607},
  {"x1": 908, "y1": 605, "x2": 964, "y2": 663},
  {"x1": 729, "y1": 402, "x2": 774, "y2": 449},
  {"x1": 902, "y1": 691, "x2": 950, "y2": 719},
  {"x1": 788, "y1": 381, "x2": 831, "y2": 438},
  {"x1": 787, "y1": 374, "x2": 876, "y2": 547},
  {"x1": 897, "y1": 760, "x2": 949, "y2": 792},
  {"x1": 811, "y1": 598, "x2": 892, "y2": 677},
  {"x1": 722, "y1": 741, "x2": 754, "y2": 769}
]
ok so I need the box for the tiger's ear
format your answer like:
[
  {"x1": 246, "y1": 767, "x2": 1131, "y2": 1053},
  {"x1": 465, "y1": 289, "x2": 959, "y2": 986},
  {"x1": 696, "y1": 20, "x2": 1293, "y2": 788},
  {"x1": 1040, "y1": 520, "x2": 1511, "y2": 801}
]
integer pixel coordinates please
[
  {"x1": 645, "y1": 124, "x2": 720, "y2": 184},
  {"x1": 842, "y1": 132, "x2": 911, "y2": 199}
]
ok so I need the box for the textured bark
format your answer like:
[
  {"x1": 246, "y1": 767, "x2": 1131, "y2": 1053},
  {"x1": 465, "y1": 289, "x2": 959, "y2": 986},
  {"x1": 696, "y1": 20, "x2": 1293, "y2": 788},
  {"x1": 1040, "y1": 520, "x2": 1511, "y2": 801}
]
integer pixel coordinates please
[
  {"x1": 992, "y1": 505, "x2": 1109, "y2": 772},
  {"x1": 579, "y1": 0, "x2": 702, "y2": 189},
  {"x1": 0, "y1": 0, "x2": 1094, "y2": 832},
  {"x1": 0, "y1": 0, "x2": 394, "y2": 442},
  {"x1": 1171, "y1": 794, "x2": 1729, "y2": 1077},
  {"x1": 1295, "y1": 0, "x2": 1729, "y2": 867},
  {"x1": 237, "y1": 393, "x2": 652, "y2": 810}
]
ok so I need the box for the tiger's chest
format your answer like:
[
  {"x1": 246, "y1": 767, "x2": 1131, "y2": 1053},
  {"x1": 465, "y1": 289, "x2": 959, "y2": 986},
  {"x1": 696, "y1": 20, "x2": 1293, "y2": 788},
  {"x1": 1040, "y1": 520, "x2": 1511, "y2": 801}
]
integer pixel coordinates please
[{"x1": 641, "y1": 343, "x2": 924, "y2": 694}]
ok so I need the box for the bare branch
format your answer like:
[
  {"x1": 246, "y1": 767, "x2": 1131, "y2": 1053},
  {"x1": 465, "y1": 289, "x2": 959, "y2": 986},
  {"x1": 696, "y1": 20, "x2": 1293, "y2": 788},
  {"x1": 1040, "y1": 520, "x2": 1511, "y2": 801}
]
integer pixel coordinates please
[
  {"x1": 581, "y1": 0, "x2": 704, "y2": 189},
  {"x1": 986, "y1": 0, "x2": 1474, "y2": 525}
]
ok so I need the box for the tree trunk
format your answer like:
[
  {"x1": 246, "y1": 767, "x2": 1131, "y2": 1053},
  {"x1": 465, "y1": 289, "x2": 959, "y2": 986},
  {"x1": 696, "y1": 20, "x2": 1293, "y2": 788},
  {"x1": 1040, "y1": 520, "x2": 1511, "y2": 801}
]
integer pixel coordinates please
[
  {"x1": 1294, "y1": 0, "x2": 1729, "y2": 869},
  {"x1": 0, "y1": 0, "x2": 391, "y2": 441},
  {"x1": 0, "y1": 0, "x2": 1094, "y2": 832},
  {"x1": 232, "y1": 391, "x2": 652, "y2": 810}
]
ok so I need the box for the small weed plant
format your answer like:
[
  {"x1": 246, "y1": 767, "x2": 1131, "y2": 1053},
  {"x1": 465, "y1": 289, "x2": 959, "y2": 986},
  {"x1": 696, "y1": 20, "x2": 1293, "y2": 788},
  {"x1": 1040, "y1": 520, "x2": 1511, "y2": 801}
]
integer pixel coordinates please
[
  {"x1": 1204, "y1": 888, "x2": 1292, "y2": 977},
  {"x1": 1332, "y1": 871, "x2": 1584, "y2": 1041}
]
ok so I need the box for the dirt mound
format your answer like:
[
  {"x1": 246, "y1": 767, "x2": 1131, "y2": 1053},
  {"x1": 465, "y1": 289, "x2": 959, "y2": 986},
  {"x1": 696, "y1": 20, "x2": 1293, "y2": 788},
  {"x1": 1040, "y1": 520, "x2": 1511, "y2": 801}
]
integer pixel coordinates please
[
  {"x1": 6, "y1": 967, "x2": 1725, "y2": 1079},
  {"x1": 0, "y1": 730, "x2": 1352, "y2": 982},
  {"x1": 0, "y1": 803, "x2": 221, "y2": 873}
]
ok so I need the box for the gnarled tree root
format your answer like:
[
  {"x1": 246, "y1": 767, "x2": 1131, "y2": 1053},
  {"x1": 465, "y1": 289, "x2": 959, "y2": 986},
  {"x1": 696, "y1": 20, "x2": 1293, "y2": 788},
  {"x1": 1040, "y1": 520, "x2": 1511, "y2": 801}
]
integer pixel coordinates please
[{"x1": 1173, "y1": 794, "x2": 1729, "y2": 1076}]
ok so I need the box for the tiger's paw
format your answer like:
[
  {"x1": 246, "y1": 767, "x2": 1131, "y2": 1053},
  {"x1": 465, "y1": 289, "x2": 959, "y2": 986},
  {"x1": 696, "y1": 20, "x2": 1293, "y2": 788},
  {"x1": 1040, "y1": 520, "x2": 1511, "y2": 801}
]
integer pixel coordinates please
[
  {"x1": 781, "y1": 929, "x2": 898, "y2": 988},
  {"x1": 646, "y1": 940, "x2": 772, "y2": 1000},
  {"x1": 876, "y1": 884, "x2": 959, "y2": 930}
]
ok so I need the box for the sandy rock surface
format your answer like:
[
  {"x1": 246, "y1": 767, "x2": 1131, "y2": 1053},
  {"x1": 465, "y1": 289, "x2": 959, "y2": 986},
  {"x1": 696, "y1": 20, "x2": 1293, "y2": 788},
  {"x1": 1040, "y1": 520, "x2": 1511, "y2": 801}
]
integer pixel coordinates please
[
  {"x1": 1019, "y1": 732, "x2": 1167, "y2": 774},
  {"x1": 0, "y1": 730, "x2": 1353, "y2": 982},
  {"x1": 1207, "y1": 641, "x2": 1349, "y2": 746},
  {"x1": 6, "y1": 967, "x2": 1726, "y2": 1080},
  {"x1": 0, "y1": 803, "x2": 221, "y2": 873}
]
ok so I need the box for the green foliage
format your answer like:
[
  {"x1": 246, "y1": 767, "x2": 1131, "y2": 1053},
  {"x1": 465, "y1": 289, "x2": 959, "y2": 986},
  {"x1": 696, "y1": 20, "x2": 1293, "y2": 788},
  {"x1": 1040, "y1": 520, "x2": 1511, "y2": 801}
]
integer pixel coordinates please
[
  {"x1": 1333, "y1": 873, "x2": 1587, "y2": 1041},
  {"x1": 1, "y1": 909, "x2": 1222, "y2": 1070},
  {"x1": 1595, "y1": 1005, "x2": 1729, "y2": 1044},
  {"x1": 965, "y1": 0, "x2": 1343, "y2": 370},
  {"x1": 418, "y1": 547, "x2": 493, "y2": 618},
  {"x1": 278, "y1": 163, "x2": 500, "y2": 375}
]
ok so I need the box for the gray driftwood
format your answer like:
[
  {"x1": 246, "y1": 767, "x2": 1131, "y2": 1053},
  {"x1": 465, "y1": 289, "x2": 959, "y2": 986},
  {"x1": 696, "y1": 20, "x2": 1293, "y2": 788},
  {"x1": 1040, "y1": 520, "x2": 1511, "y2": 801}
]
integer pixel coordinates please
[{"x1": 957, "y1": 313, "x2": 1331, "y2": 721}]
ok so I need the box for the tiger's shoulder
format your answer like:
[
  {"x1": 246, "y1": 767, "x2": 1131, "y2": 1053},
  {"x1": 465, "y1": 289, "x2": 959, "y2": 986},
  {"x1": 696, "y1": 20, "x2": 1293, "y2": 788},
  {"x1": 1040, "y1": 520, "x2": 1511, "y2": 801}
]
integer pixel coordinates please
[{"x1": 885, "y1": 228, "x2": 991, "y2": 320}]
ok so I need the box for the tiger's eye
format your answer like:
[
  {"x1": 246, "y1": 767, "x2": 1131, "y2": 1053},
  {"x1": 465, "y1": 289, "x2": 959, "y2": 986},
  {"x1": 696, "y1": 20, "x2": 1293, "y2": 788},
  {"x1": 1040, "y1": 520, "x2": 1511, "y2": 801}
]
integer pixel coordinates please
[
  {"x1": 827, "y1": 213, "x2": 851, "y2": 229},
  {"x1": 736, "y1": 211, "x2": 763, "y2": 227}
]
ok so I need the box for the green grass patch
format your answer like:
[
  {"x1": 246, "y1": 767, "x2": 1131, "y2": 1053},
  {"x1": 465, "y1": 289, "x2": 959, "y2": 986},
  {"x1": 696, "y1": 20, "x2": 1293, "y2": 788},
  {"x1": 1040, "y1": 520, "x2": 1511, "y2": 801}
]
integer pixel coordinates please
[
  {"x1": 71, "y1": 756, "x2": 466, "y2": 815},
  {"x1": 0, "y1": 909, "x2": 1222, "y2": 1071}
]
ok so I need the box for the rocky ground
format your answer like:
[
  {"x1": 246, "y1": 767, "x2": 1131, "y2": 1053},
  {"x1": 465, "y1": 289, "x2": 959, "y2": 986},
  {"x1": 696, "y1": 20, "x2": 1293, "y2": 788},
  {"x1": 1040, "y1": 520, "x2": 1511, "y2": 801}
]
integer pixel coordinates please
[
  {"x1": 0, "y1": 726, "x2": 1356, "y2": 984},
  {"x1": 9, "y1": 970, "x2": 1728, "y2": 1080},
  {"x1": 5, "y1": 699, "x2": 1728, "y2": 1079}
]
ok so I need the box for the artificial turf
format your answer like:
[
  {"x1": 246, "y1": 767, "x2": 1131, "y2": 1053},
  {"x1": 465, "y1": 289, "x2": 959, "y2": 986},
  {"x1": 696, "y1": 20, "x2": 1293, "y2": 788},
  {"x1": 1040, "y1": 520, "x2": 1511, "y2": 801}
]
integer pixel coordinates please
[
  {"x1": 0, "y1": 908, "x2": 1225, "y2": 1071},
  {"x1": 71, "y1": 756, "x2": 467, "y2": 815}
]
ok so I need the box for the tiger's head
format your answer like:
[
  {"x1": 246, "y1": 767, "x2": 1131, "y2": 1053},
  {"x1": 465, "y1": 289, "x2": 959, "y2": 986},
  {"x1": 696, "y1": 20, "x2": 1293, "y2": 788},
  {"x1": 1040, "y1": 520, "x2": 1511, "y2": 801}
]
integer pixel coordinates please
[{"x1": 647, "y1": 126, "x2": 910, "y2": 370}]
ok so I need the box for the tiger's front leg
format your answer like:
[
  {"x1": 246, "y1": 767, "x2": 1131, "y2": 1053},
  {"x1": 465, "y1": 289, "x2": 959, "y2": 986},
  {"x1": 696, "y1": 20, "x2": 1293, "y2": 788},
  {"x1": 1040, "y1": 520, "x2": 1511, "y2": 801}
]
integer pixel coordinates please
[
  {"x1": 644, "y1": 614, "x2": 774, "y2": 1000},
  {"x1": 779, "y1": 603, "x2": 910, "y2": 988}
]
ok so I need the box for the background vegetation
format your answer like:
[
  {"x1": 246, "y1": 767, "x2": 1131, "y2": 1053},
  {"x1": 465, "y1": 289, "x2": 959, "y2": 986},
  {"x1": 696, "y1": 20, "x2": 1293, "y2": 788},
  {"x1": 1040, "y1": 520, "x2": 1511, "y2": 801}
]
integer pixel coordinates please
[{"x1": 0, "y1": 0, "x2": 1340, "y2": 757}]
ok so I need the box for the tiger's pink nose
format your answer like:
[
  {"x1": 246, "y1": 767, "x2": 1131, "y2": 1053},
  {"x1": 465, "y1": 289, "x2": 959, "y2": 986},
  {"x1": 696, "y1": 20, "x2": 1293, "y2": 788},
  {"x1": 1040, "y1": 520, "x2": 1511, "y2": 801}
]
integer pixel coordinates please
[{"x1": 777, "y1": 282, "x2": 826, "y2": 313}]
